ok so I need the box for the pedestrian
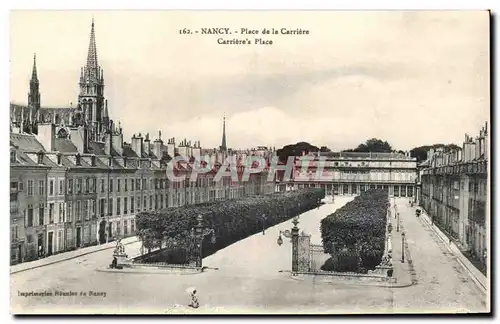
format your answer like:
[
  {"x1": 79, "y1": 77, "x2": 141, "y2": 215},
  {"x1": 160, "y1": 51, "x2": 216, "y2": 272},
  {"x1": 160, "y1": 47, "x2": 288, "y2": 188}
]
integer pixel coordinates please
[
  {"x1": 189, "y1": 289, "x2": 199, "y2": 308},
  {"x1": 38, "y1": 245, "x2": 43, "y2": 257}
]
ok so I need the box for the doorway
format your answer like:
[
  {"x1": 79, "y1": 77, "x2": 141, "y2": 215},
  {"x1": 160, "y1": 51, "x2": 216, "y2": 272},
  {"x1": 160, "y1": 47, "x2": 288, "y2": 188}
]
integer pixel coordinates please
[
  {"x1": 108, "y1": 222, "x2": 112, "y2": 240},
  {"x1": 76, "y1": 227, "x2": 81, "y2": 247},
  {"x1": 37, "y1": 234, "x2": 43, "y2": 257},
  {"x1": 98, "y1": 221, "x2": 106, "y2": 244},
  {"x1": 48, "y1": 232, "x2": 53, "y2": 256}
]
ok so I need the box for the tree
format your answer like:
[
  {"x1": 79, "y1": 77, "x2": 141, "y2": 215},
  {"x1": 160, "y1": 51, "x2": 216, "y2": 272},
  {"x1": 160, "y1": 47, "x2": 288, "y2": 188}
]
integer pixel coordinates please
[
  {"x1": 343, "y1": 138, "x2": 393, "y2": 153},
  {"x1": 409, "y1": 143, "x2": 461, "y2": 163},
  {"x1": 276, "y1": 142, "x2": 320, "y2": 163},
  {"x1": 320, "y1": 146, "x2": 331, "y2": 152}
]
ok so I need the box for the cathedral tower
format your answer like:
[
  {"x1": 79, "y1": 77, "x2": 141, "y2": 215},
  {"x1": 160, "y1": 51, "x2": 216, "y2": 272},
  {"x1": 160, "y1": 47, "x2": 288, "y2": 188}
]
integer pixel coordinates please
[
  {"x1": 78, "y1": 18, "x2": 107, "y2": 141},
  {"x1": 220, "y1": 113, "x2": 227, "y2": 152},
  {"x1": 28, "y1": 53, "x2": 40, "y2": 110}
]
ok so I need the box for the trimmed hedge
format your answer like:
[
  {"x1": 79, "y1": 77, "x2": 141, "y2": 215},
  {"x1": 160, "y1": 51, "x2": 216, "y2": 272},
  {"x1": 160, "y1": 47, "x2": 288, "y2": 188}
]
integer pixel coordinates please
[
  {"x1": 320, "y1": 189, "x2": 389, "y2": 272},
  {"x1": 136, "y1": 189, "x2": 325, "y2": 261}
]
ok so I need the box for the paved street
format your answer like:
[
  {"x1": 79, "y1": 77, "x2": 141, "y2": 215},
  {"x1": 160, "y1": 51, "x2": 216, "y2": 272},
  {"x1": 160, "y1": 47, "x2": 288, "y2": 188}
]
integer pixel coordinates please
[
  {"x1": 391, "y1": 198, "x2": 488, "y2": 313},
  {"x1": 10, "y1": 197, "x2": 487, "y2": 314}
]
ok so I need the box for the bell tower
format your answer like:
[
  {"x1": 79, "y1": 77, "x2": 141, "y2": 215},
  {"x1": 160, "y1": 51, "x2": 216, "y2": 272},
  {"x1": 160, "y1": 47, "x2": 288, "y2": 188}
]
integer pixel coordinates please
[
  {"x1": 28, "y1": 53, "x2": 41, "y2": 110},
  {"x1": 78, "y1": 18, "x2": 107, "y2": 141}
]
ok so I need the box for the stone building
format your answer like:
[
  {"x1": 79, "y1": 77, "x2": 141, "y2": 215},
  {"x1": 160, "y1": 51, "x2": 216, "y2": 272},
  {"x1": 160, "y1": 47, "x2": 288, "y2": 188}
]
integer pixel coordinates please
[
  {"x1": 9, "y1": 19, "x2": 274, "y2": 265},
  {"x1": 419, "y1": 123, "x2": 488, "y2": 266},
  {"x1": 276, "y1": 151, "x2": 417, "y2": 197}
]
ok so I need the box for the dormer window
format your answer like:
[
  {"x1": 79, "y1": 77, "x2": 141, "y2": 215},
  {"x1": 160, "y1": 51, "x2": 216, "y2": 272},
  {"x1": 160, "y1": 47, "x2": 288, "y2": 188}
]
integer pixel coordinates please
[
  {"x1": 10, "y1": 150, "x2": 16, "y2": 163},
  {"x1": 75, "y1": 153, "x2": 81, "y2": 166},
  {"x1": 123, "y1": 157, "x2": 127, "y2": 167},
  {"x1": 57, "y1": 153, "x2": 62, "y2": 165},
  {"x1": 37, "y1": 152, "x2": 44, "y2": 165},
  {"x1": 91, "y1": 156, "x2": 96, "y2": 167},
  {"x1": 108, "y1": 157, "x2": 112, "y2": 167}
]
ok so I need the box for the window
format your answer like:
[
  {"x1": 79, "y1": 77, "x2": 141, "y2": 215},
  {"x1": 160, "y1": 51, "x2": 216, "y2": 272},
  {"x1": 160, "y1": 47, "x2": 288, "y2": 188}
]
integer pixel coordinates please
[
  {"x1": 109, "y1": 179, "x2": 113, "y2": 192},
  {"x1": 10, "y1": 151, "x2": 16, "y2": 163},
  {"x1": 27, "y1": 235, "x2": 33, "y2": 243},
  {"x1": 68, "y1": 179, "x2": 73, "y2": 194},
  {"x1": 49, "y1": 203, "x2": 54, "y2": 224},
  {"x1": 124, "y1": 220, "x2": 128, "y2": 235},
  {"x1": 143, "y1": 196, "x2": 147, "y2": 210},
  {"x1": 155, "y1": 195, "x2": 158, "y2": 210},
  {"x1": 124, "y1": 197, "x2": 128, "y2": 214},
  {"x1": 100, "y1": 199, "x2": 105, "y2": 217},
  {"x1": 131, "y1": 197, "x2": 134, "y2": 212},
  {"x1": 116, "y1": 221, "x2": 121, "y2": 236},
  {"x1": 27, "y1": 205, "x2": 33, "y2": 226},
  {"x1": 150, "y1": 179, "x2": 153, "y2": 190},
  {"x1": 89, "y1": 178, "x2": 94, "y2": 193},
  {"x1": 117, "y1": 198, "x2": 121, "y2": 215},
  {"x1": 84, "y1": 200, "x2": 89, "y2": 220},
  {"x1": 67, "y1": 202, "x2": 72, "y2": 222},
  {"x1": 85, "y1": 178, "x2": 89, "y2": 193},
  {"x1": 91, "y1": 199, "x2": 96, "y2": 218},
  {"x1": 100, "y1": 179, "x2": 105, "y2": 193},
  {"x1": 108, "y1": 198, "x2": 113, "y2": 216},
  {"x1": 59, "y1": 180, "x2": 64, "y2": 195},
  {"x1": 136, "y1": 178, "x2": 140, "y2": 190},
  {"x1": 143, "y1": 179, "x2": 146, "y2": 190},
  {"x1": 131, "y1": 220, "x2": 135, "y2": 233},
  {"x1": 160, "y1": 194, "x2": 163, "y2": 209},
  {"x1": 76, "y1": 201, "x2": 81, "y2": 221},
  {"x1": 137, "y1": 196, "x2": 141, "y2": 211},
  {"x1": 149, "y1": 195, "x2": 153, "y2": 210},
  {"x1": 131, "y1": 179, "x2": 134, "y2": 191},
  {"x1": 124, "y1": 180, "x2": 128, "y2": 192},
  {"x1": 38, "y1": 204, "x2": 44, "y2": 225},
  {"x1": 59, "y1": 203, "x2": 65, "y2": 222},
  {"x1": 49, "y1": 180, "x2": 54, "y2": 196},
  {"x1": 77, "y1": 178, "x2": 82, "y2": 194},
  {"x1": 118, "y1": 179, "x2": 121, "y2": 192}
]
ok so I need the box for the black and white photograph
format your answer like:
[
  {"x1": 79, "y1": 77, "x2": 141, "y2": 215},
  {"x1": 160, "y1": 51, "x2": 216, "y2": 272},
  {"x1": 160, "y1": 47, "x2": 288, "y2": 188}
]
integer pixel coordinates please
[{"x1": 8, "y1": 10, "x2": 490, "y2": 314}]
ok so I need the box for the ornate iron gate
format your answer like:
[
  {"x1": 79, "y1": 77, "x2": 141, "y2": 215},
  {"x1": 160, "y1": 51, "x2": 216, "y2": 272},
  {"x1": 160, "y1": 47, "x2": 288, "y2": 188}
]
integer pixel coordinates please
[{"x1": 296, "y1": 233, "x2": 331, "y2": 272}]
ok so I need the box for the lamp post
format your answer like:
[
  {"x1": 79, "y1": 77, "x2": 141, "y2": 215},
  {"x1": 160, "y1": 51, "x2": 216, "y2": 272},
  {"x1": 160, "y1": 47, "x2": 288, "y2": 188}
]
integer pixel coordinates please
[
  {"x1": 397, "y1": 212, "x2": 400, "y2": 232},
  {"x1": 192, "y1": 214, "x2": 216, "y2": 268},
  {"x1": 277, "y1": 216, "x2": 300, "y2": 273},
  {"x1": 401, "y1": 231, "x2": 406, "y2": 263},
  {"x1": 261, "y1": 213, "x2": 267, "y2": 235}
]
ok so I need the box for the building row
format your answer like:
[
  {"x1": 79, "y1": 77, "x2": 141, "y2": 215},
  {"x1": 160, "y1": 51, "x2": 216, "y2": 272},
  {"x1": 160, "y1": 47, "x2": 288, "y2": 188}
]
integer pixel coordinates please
[
  {"x1": 275, "y1": 151, "x2": 418, "y2": 197},
  {"x1": 9, "y1": 19, "x2": 274, "y2": 265},
  {"x1": 417, "y1": 123, "x2": 488, "y2": 267}
]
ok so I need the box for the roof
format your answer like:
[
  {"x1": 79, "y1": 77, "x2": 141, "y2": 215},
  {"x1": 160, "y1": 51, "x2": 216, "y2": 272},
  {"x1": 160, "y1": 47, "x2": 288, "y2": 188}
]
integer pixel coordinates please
[
  {"x1": 318, "y1": 151, "x2": 407, "y2": 159},
  {"x1": 55, "y1": 138, "x2": 78, "y2": 153},
  {"x1": 88, "y1": 141, "x2": 106, "y2": 155},
  {"x1": 10, "y1": 133, "x2": 46, "y2": 151}
]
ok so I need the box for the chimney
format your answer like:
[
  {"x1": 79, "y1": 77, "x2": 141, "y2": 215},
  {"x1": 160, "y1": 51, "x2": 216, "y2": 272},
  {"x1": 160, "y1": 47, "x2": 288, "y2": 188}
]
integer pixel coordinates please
[
  {"x1": 144, "y1": 133, "x2": 151, "y2": 156},
  {"x1": 167, "y1": 137, "x2": 175, "y2": 157},
  {"x1": 153, "y1": 138, "x2": 163, "y2": 160},
  {"x1": 35, "y1": 123, "x2": 56, "y2": 151},
  {"x1": 104, "y1": 132, "x2": 112, "y2": 156},
  {"x1": 131, "y1": 133, "x2": 144, "y2": 157},
  {"x1": 69, "y1": 126, "x2": 89, "y2": 153},
  {"x1": 112, "y1": 131, "x2": 123, "y2": 156}
]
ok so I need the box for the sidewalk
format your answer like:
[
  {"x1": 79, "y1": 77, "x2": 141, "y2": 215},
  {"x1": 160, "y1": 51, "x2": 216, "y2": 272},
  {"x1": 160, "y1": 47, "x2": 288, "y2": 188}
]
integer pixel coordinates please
[
  {"x1": 418, "y1": 209, "x2": 487, "y2": 294},
  {"x1": 10, "y1": 236, "x2": 139, "y2": 275},
  {"x1": 390, "y1": 201, "x2": 416, "y2": 288}
]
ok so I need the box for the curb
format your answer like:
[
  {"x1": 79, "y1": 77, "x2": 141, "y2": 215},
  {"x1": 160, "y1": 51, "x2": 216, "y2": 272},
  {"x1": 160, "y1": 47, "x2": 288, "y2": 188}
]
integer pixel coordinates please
[
  {"x1": 419, "y1": 211, "x2": 487, "y2": 294},
  {"x1": 10, "y1": 238, "x2": 139, "y2": 275},
  {"x1": 96, "y1": 267, "x2": 204, "y2": 275}
]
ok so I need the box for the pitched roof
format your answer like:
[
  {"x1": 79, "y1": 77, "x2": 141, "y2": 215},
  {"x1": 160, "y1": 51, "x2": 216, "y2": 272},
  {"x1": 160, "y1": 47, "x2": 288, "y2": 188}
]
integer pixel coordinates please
[
  {"x1": 54, "y1": 138, "x2": 78, "y2": 153},
  {"x1": 318, "y1": 151, "x2": 407, "y2": 159},
  {"x1": 10, "y1": 133, "x2": 45, "y2": 151}
]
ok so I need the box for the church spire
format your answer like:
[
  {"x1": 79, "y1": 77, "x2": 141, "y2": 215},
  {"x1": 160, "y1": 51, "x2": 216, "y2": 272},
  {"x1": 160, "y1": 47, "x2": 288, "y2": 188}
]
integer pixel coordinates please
[
  {"x1": 30, "y1": 53, "x2": 38, "y2": 83},
  {"x1": 28, "y1": 53, "x2": 41, "y2": 110},
  {"x1": 85, "y1": 17, "x2": 98, "y2": 79},
  {"x1": 221, "y1": 113, "x2": 227, "y2": 152}
]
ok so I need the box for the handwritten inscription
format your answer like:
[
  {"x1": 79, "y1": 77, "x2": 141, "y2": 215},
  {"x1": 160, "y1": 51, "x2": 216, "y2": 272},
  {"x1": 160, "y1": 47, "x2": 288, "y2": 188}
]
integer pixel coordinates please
[
  {"x1": 18, "y1": 290, "x2": 107, "y2": 298},
  {"x1": 179, "y1": 28, "x2": 310, "y2": 46}
]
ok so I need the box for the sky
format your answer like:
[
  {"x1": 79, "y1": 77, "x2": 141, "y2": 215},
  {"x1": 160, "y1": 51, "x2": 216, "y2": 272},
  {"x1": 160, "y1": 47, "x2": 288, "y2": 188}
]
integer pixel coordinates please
[{"x1": 9, "y1": 10, "x2": 490, "y2": 151}]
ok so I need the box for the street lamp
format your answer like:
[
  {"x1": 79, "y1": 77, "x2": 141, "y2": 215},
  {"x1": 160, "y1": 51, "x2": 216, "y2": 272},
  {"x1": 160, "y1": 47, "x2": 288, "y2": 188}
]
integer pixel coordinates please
[
  {"x1": 276, "y1": 216, "x2": 300, "y2": 273},
  {"x1": 261, "y1": 213, "x2": 267, "y2": 235},
  {"x1": 397, "y1": 212, "x2": 400, "y2": 232},
  {"x1": 192, "y1": 214, "x2": 216, "y2": 268},
  {"x1": 401, "y1": 231, "x2": 406, "y2": 263}
]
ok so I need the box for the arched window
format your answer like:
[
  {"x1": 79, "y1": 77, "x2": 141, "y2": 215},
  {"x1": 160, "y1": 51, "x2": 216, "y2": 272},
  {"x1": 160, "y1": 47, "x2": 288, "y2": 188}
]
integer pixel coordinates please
[{"x1": 57, "y1": 128, "x2": 68, "y2": 139}]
